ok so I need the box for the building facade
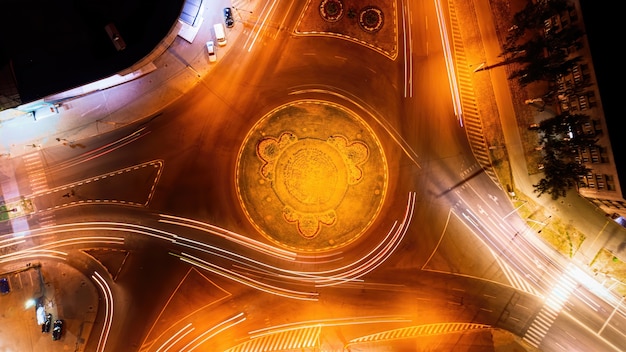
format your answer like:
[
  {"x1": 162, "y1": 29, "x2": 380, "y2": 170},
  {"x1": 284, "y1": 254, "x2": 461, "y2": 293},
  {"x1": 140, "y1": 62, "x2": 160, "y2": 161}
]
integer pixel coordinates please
[{"x1": 543, "y1": 0, "x2": 626, "y2": 220}]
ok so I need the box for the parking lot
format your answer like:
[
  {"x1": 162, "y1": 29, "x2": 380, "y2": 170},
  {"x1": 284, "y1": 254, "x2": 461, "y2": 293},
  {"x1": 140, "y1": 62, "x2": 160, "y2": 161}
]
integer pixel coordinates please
[{"x1": 0, "y1": 261, "x2": 98, "y2": 351}]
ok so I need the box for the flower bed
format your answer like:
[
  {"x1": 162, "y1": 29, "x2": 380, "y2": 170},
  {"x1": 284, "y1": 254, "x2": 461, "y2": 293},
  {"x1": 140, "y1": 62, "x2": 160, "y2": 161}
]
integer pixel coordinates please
[
  {"x1": 358, "y1": 6, "x2": 383, "y2": 33},
  {"x1": 320, "y1": 0, "x2": 344, "y2": 22}
]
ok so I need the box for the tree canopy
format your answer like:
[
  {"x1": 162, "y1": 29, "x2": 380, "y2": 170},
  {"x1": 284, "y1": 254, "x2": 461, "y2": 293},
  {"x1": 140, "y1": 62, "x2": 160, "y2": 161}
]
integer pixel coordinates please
[{"x1": 531, "y1": 112, "x2": 596, "y2": 199}]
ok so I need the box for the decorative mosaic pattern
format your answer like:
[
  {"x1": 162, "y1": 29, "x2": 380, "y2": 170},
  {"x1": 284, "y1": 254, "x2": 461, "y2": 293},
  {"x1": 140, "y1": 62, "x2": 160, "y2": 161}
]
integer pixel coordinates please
[
  {"x1": 236, "y1": 100, "x2": 388, "y2": 252},
  {"x1": 257, "y1": 133, "x2": 369, "y2": 238}
]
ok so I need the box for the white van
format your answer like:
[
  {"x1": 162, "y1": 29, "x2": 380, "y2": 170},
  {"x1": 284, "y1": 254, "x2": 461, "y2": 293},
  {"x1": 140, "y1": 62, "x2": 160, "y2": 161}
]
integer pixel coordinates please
[{"x1": 214, "y1": 23, "x2": 227, "y2": 46}]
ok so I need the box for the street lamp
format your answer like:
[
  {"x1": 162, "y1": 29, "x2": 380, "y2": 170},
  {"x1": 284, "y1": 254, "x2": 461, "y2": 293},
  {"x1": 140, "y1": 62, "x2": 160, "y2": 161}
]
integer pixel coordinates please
[
  {"x1": 537, "y1": 215, "x2": 552, "y2": 233},
  {"x1": 233, "y1": 7, "x2": 253, "y2": 16},
  {"x1": 0, "y1": 207, "x2": 17, "y2": 214}
]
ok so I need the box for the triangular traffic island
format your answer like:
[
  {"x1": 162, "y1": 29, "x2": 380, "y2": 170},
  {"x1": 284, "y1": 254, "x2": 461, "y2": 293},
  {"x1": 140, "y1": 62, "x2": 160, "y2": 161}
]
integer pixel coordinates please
[
  {"x1": 141, "y1": 268, "x2": 232, "y2": 348},
  {"x1": 295, "y1": 0, "x2": 398, "y2": 59},
  {"x1": 421, "y1": 212, "x2": 513, "y2": 287},
  {"x1": 83, "y1": 249, "x2": 129, "y2": 281}
]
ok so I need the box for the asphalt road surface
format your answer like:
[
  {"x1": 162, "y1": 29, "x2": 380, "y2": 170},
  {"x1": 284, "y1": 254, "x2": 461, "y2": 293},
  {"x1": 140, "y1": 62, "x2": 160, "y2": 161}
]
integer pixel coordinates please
[{"x1": 1, "y1": 0, "x2": 625, "y2": 351}]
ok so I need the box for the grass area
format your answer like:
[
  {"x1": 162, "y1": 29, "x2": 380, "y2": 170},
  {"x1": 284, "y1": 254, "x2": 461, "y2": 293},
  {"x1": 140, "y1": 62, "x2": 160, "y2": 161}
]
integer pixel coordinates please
[
  {"x1": 0, "y1": 198, "x2": 34, "y2": 222},
  {"x1": 481, "y1": 0, "x2": 595, "y2": 263},
  {"x1": 0, "y1": 205, "x2": 10, "y2": 222},
  {"x1": 507, "y1": 193, "x2": 586, "y2": 258},
  {"x1": 590, "y1": 249, "x2": 626, "y2": 297}
]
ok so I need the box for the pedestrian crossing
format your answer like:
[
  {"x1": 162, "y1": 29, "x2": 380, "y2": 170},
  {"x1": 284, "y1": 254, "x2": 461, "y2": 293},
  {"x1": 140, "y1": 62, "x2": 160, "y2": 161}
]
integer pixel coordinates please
[
  {"x1": 523, "y1": 268, "x2": 577, "y2": 348},
  {"x1": 22, "y1": 152, "x2": 55, "y2": 228},
  {"x1": 492, "y1": 250, "x2": 542, "y2": 297},
  {"x1": 23, "y1": 152, "x2": 49, "y2": 194},
  {"x1": 225, "y1": 325, "x2": 321, "y2": 352},
  {"x1": 348, "y1": 322, "x2": 491, "y2": 346},
  {"x1": 446, "y1": 1, "x2": 499, "y2": 187}
]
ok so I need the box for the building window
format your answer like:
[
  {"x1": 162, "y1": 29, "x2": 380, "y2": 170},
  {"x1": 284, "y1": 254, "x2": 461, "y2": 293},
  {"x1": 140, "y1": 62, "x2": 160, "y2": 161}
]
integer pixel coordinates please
[
  {"x1": 590, "y1": 147, "x2": 599, "y2": 163},
  {"x1": 587, "y1": 92, "x2": 597, "y2": 108},
  {"x1": 572, "y1": 65, "x2": 582, "y2": 85},
  {"x1": 581, "y1": 148, "x2": 589, "y2": 163},
  {"x1": 606, "y1": 174, "x2": 616, "y2": 191},
  {"x1": 593, "y1": 119, "x2": 602, "y2": 136},
  {"x1": 581, "y1": 63, "x2": 588, "y2": 72},
  {"x1": 596, "y1": 174, "x2": 604, "y2": 189},
  {"x1": 578, "y1": 95, "x2": 588, "y2": 110},
  {"x1": 544, "y1": 18, "x2": 553, "y2": 34}
]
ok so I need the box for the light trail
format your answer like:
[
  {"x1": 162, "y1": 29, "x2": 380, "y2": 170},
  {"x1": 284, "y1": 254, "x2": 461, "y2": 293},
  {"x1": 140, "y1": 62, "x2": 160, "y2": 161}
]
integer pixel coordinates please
[
  {"x1": 178, "y1": 252, "x2": 319, "y2": 301},
  {"x1": 0, "y1": 250, "x2": 68, "y2": 264},
  {"x1": 246, "y1": 0, "x2": 279, "y2": 52},
  {"x1": 433, "y1": 0, "x2": 463, "y2": 126},
  {"x1": 401, "y1": 1, "x2": 413, "y2": 98},
  {"x1": 3, "y1": 193, "x2": 415, "y2": 299},
  {"x1": 92, "y1": 270, "x2": 114, "y2": 352},
  {"x1": 182, "y1": 313, "x2": 246, "y2": 352},
  {"x1": 450, "y1": 183, "x2": 626, "y2": 350},
  {"x1": 155, "y1": 323, "x2": 194, "y2": 352},
  {"x1": 47, "y1": 127, "x2": 149, "y2": 173},
  {"x1": 288, "y1": 91, "x2": 421, "y2": 168},
  {"x1": 158, "y1": 214, "x2": 297, "y2": 261}
]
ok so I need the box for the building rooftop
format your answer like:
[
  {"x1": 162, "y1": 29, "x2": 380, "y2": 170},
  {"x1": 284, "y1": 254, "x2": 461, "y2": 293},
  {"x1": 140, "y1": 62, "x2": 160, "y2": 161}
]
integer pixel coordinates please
[{"x1": 1, "y1": 0, "x2": 184, "y2": 103}]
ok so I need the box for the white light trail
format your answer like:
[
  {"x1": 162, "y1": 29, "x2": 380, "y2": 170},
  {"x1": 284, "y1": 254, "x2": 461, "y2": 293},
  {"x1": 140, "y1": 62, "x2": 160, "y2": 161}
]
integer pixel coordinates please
[
  {"x1": 159, "y1": 214, "x2": 297, "y2": 261},
  {"x1": 182, "y1": 313, "x2": 246, "y2": 352},
  {"x1": 402, "y1": 2, "x2": 413, "y2": 98},
  {"x1": 92, "y1": 270, "x2": 114, "y2": 352},
  {"x1": 178, "y1": 252, "x2": 319, "y2": 301},
  {"x1": 247, "y1": 0, "x2": 279, "y2": 52},
  {"x1": 434, "y1": 0, "x2": 463, "y2": 126},
  {"x1": 3, "y1": 192, "x2": 416, "y2": 300},
  {"x1": 156, "y1": 323, "x2": 194, "y2": 352}
]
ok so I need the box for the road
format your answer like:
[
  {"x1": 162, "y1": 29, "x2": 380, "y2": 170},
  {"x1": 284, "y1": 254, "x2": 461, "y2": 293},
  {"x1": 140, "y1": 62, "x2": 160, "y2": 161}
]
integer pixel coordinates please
[{"x1": 1, "y1": 0, "x2": 625, "y2": 351}]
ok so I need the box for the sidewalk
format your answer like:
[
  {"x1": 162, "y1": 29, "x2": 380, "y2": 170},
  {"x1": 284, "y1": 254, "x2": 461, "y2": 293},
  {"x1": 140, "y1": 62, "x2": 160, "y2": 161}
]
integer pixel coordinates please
[
  {"x1": 463, "y1": 0, "x2": 626, "y2": 281},
  {"x1": 0, "y1": 0, "x2": 260, "y2": 236},
  {"x1": 0, "y1": 261, "x2": 98, "y2": 351},
  {"x1": 0, "y1": 0, "x2": 257, "y2": 160}
]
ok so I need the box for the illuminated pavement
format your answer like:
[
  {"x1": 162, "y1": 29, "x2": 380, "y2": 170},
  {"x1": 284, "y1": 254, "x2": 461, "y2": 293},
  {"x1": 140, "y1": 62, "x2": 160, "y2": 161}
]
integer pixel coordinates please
[
  {"x1": 236, "y1": 100, "x2": 388, "y2": 252},
  {"x1": 1, "y1": 0, "x2": 624, "y2": 351},
  {"x1": 0, "y1": 0, "x2": 251, "y2": 160}
]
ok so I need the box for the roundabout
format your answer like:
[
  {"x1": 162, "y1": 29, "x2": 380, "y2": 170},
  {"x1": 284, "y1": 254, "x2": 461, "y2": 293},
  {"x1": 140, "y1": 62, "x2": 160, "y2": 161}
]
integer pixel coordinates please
[{"x1": 236, "y1": 100, "x2": 388, "y2": 252}]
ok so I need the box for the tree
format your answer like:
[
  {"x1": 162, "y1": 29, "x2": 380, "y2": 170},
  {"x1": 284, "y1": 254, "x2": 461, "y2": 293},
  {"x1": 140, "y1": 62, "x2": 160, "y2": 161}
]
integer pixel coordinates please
[
  {"x1": 506, "y1": 0, "x2": 573, "y2": 44},
  {"x1": 533, "y1": 152, "x2": 589, "y2": 199},
  {"x1": 532, "y1": 112, "x2": 596, "y2": 199},
  {"x1": 500, "y1": 0, "x2": 583, "y2": 87}
]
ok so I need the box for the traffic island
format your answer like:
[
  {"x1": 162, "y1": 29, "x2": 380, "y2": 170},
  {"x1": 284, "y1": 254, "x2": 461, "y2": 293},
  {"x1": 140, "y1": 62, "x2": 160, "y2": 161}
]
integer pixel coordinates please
[
  {"x1": 0, "y1": 197, "x2": 34, "y2": 222},
  {"x1": 295, "y1": 0, "x2": 398, "y2": 59},
  {"x1": 236, "y1": 100, "x2": 388, "y2": 252}
]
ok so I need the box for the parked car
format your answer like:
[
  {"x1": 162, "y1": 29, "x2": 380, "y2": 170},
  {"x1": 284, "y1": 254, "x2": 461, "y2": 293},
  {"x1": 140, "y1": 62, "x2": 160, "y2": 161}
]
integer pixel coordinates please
[
  {"x1": 213, "y1": 23, "x2": 227, "y2": 46},
  {"x1": 52, "y1": 320, "x2": 63, "y2": 340},
  {"x1": 0, "y1": 278, "x2": 9, "y2": 294},
  {"x1": 206, "y1": 41, "x2": 217, "y2": 62},
  {"x1": 223, "y1": 7, "x2": 234, "y2": 28},
  {"x1": 42, "y1": 313, "x2": 52, "y2": 333}
]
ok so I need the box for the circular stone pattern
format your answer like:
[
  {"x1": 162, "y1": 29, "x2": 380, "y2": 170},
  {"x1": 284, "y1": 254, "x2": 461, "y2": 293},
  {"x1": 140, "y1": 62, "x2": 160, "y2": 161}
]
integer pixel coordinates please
[
  {"x1": 358, "y1": 6, "x2": 384, "y2": 33},
  {"x1": 236, "y1": 100, "x2": 388, "y2": 252},
  {"x1": 273, "y1": 138, "x2": 348, "y2": 211},
  {"x1": 319, "y1": 0, "x2": 344, "y2": 22}
]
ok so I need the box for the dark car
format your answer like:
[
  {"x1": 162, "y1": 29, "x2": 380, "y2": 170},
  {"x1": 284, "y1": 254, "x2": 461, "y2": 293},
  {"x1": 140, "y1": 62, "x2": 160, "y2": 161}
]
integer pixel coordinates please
[
  {"x1": 52, "y1": 320, "x2": 63, "y2": 340},
  {"x1": 42, "y1": 313, "x2": 52, "y2": 333},
  {"x1": 223, "y1": 7, "x2": 234, "y2": 28},
  {"x1": 0, "y1": 278, "x2": 9, "y2": 294}
]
